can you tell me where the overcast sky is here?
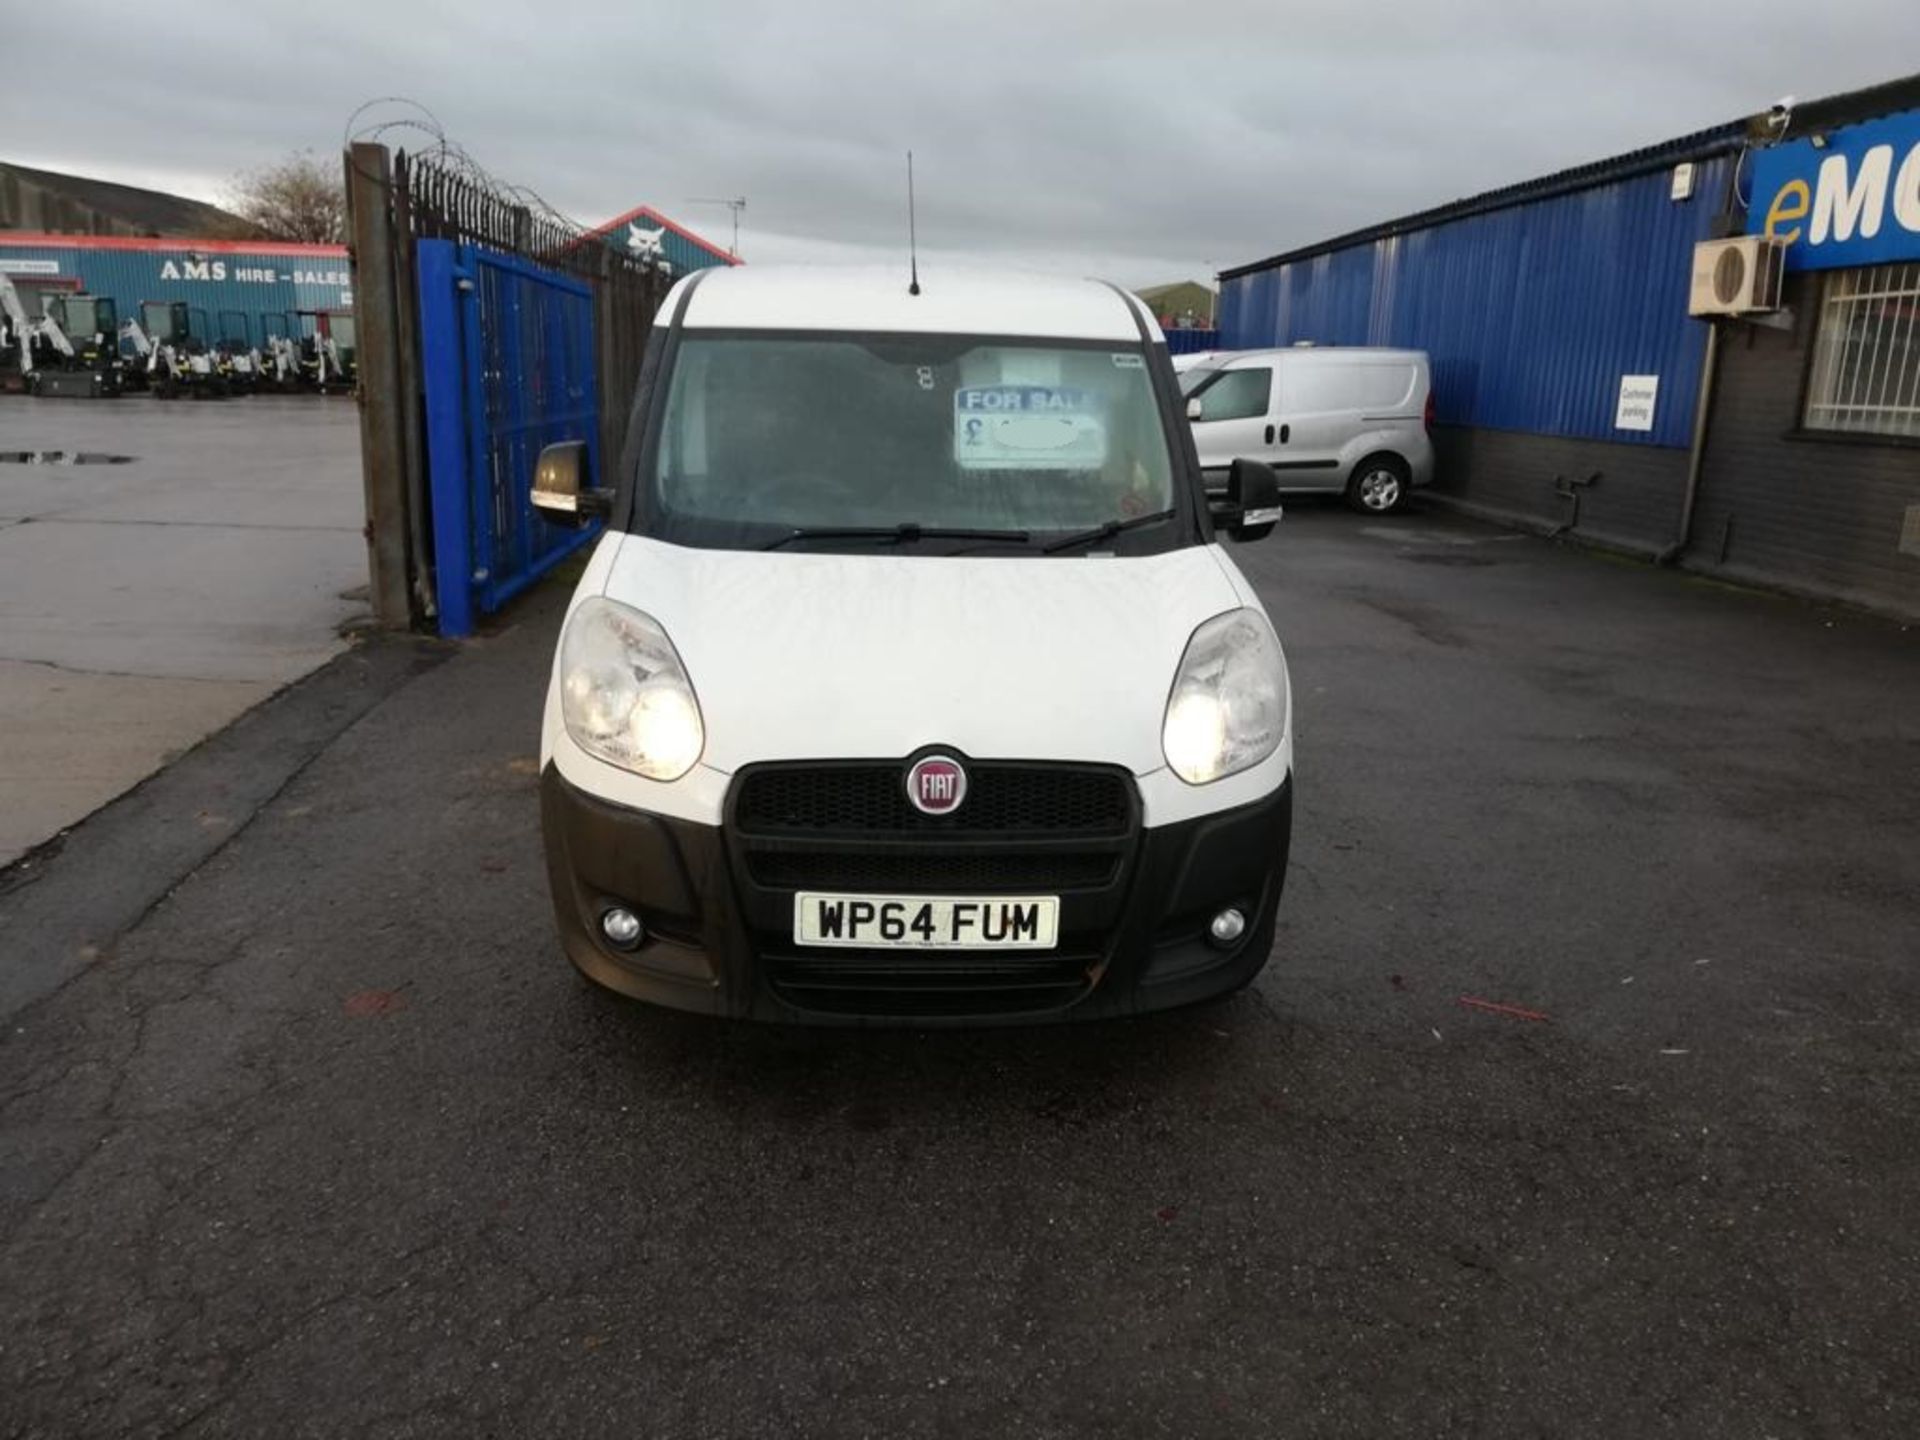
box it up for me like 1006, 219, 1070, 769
3, 2, 1913, 286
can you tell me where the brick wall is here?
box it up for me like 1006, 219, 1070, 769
1420, 271, 1920, 622
1687, 273, 1920, 620
1430, 426, 1688, 556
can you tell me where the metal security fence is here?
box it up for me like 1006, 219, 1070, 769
344, 142, 665, 634
398, 152, 666, 481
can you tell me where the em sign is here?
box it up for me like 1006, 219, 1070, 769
1748, 108, 1920, 271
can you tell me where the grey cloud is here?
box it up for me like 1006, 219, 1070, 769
2, 0, 1913, 286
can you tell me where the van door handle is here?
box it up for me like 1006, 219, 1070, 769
1279, 424, 1290, 444
1264, 424, 1275, 445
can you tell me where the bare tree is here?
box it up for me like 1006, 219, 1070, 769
224, 150, 347, 244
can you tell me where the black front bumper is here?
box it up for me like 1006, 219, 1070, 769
540, 764, 1291, 1026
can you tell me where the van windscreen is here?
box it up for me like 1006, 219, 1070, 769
642, 334, 1182, 552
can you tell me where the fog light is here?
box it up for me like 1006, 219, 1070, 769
600, 907, 644, 948
1208, 907, 1247, 947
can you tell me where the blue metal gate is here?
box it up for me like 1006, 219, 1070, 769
417, 239, 602, 637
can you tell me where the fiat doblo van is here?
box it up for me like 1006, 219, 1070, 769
533, 267, 1293, 1024
1177, 346, 1434, 514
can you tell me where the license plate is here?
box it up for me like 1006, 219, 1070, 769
793, 892, 1059, 949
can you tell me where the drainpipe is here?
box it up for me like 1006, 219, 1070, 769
1659, 317, 1721, 565
1660, 133, 1751, 568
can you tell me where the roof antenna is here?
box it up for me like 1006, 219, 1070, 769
906, 150, 921, 296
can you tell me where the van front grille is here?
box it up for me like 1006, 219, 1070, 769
733, 763, 1132, 836
725, 759, 1141, 1018
745, 848, 1119, 893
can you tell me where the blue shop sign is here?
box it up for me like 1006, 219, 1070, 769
1749, 108, 1920, 271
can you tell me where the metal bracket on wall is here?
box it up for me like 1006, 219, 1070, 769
1549, 471, 1601, 538
1745, 307, 1795, 333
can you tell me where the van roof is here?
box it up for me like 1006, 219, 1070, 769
675, 265, 1156, 342
1214, 346, 1429, 366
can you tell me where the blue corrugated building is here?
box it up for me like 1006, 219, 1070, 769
0, 233, 351, 346
1220, 122, 1744, 543
2, 200, 732, 351
1226, 149, 1738, 448
1218, 72, 1920, 620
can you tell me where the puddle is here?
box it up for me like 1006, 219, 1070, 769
0, 451, 136, 466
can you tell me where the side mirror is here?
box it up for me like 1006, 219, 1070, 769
1212, 457, 1283, 542
1185, 396, 1203, 422
531, 441, 612, 524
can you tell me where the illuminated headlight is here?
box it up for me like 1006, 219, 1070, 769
559, 597, 704, 781
1162, 609, 1288, 784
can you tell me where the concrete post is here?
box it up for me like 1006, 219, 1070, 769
344, 142, 415, 629
594, 246, 619, 477
389, 153, 433, 623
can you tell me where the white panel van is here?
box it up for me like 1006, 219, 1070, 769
1176, 347, 1435, 514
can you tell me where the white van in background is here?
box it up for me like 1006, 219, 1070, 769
1177, 347, 1435, 514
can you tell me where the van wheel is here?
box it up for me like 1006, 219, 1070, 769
1347, 455, 1410, 514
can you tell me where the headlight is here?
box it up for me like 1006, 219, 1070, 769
559, 597, 705, 781
1162, 609, 1287, 784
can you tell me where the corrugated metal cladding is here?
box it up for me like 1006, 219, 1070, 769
1220, 157, 1733, 449
0, 238, 351, 343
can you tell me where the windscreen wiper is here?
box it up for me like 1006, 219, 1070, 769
761, 523, 1030, 552
1040, 508, 1179, 555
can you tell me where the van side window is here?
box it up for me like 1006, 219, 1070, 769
1289, 363, 1414, 413
1192, 367, 1271, 422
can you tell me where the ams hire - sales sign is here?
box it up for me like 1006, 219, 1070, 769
1749, 108, 1920, 270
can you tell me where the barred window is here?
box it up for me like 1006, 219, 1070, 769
1803, 262, 1920, 438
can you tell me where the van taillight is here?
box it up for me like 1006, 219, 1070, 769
1423, 391, 1436, 433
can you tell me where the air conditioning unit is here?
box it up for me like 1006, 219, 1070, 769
1689, 236, 1787, 317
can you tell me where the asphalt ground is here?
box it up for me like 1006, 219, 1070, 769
1, 505, 1916, 1437
0, 395, 364, 865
